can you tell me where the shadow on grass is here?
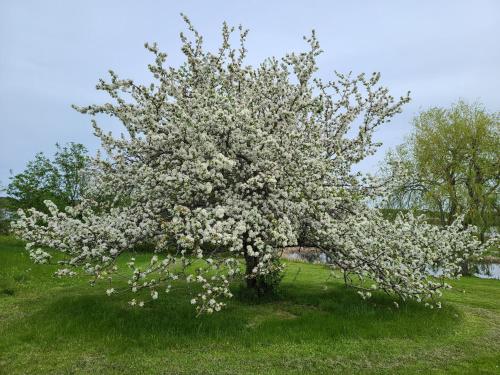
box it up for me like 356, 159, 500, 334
4, 280, 462, 353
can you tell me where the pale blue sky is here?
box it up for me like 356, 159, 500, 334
1, 0, 499, 187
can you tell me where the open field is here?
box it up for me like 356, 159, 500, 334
0, 235, 499, 374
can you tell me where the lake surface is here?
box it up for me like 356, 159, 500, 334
474, 262, 500, 280
283, 252, 500, 280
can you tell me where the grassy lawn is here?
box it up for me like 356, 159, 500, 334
0, 235, 499, 374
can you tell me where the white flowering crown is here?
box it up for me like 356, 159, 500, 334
12, 15, 493, 314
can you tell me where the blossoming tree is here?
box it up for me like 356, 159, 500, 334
12, 16, 491, 314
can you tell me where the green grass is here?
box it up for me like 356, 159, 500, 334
0, 235, 499, 374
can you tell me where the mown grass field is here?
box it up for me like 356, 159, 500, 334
0, 235, 499, 374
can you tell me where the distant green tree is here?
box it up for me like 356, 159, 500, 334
7, 143, 90, 213
53, 142, 89, 205
0, 180, 16, 233
383, 101, 499, 241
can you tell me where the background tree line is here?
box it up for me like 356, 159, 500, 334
0, 143, 90, 233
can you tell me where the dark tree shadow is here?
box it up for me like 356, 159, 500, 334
7, 281, 462, 352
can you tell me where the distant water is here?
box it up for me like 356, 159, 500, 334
283, 252, 500, 280
474, 263, 500, 280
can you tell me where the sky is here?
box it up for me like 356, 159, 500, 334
1, 0, 499, 188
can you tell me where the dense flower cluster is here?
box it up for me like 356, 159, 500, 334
12, 16, 493, 313
311, 208, 487, 303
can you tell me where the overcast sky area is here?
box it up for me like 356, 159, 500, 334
1, 0, 499, 189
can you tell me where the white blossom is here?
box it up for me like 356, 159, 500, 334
10, 16, 495, 315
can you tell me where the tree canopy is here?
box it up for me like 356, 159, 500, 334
12, 17, 492, 314
7, 143, 89, 212
383, 101, 499, 239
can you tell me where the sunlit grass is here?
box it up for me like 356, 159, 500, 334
1, 235, 499, 374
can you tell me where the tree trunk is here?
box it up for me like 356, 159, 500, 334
244, 253, 258, 289
243, 237, 271, 296
460, 260, 471, 276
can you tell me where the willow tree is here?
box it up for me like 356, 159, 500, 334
384, 101, 499, 240
12, 17, 490, 314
